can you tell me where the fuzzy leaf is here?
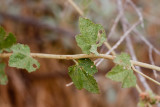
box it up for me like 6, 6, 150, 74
68, 65, 99, 93
0, 27, 16, 50
122, 71, 136, 88
106, 65, 136, 88
106, 65, 129, 82
0, 63, 8, 85
9, 44, 40, 72
77, 58, 97, 75
114, 53, 131, 68
68, 58, 99, 93
76, 17, 106, 55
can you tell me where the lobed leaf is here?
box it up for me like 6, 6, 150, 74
0, 63, 8, 85
106, 53, 136, 88
76, 17, 106, 55
9, 44, 40, 72
106, 65, 136, 88
68, 58, 99, 93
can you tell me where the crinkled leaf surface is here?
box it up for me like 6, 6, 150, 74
0, 27, 16, 50
114, 53, 131, 68
106, 53, 136, 88
68, 58, 99, 93
106, 65, 129, 82
76, 17, 106, 55
77, 58, 97, 75
122, 71, 136, 88
0, 63, 8, 85
9, 44, 40, 72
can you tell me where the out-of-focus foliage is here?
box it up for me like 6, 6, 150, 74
0, 63, 7, 85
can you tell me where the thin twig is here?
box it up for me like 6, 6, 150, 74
73, 59, 78, 65
126, 0, 144, 28
96, 20, 140, 66
106, 20, 140, 55
68, 0, 84, 16
107, 12, 122, 40
134, 29, 160, 56
0, 53, 114, 60
66, 82, 73, 87
103, 42, 116, 56
1, 53, 160, 72
136, 84, 142, 93
149, 48, 158, 78
118, 0, 151, 91
132, 64, 160, 86
131, 60, 160, 72
123, 18, 160, 56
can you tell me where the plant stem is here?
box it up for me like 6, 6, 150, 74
104, 42, 116, 56
68, 0, 84, 16
73, 59, 78, 65
136, 84, 142, 93
1, 53, 160, 72
131, 60, 160, 72
132, 64, 160, 86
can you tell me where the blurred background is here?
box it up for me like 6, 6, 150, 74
0, 0, 160, 107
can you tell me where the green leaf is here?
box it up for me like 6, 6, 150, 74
0, 27, 16, 50
106, 65, 129, 82
106, 65, 136, 88
122, 71, 136, 88
68, 58, 99, 93
68, 65, 99, 93
77, 58, 97, 75
76, 17, 106, 55
114, 53, 131, 68
0, 63, 8, 85
9, 44, 40, 72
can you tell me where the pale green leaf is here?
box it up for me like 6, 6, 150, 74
68, 65, 99, 93
114, 53, 131, 68
122, 71, 136, 88
106, 65, 136, 88
0, 63, 8, 85
9, 44, 40, 72
76, 17, 106, 55
106, 65, 129, 82
90, 45, 99, 55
